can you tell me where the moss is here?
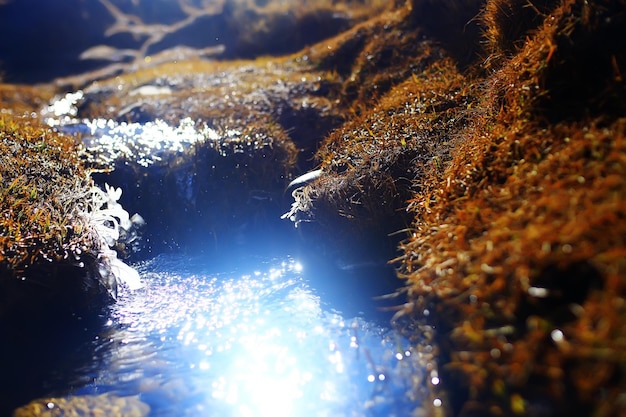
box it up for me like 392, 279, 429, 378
224, 0, 392, 59
307, 4, 440, 105
73, 56, 341, 166
13, 393, 149, 417
67, 55, 337, 167
394, 0, 626, 415
402, 120, 626, 415
0, 83, 55, 116
291, 57, 473, 261
60, 54, 350, 253
0, 114, 110, 318
480, 0, 562, 68
280, 1, 486, 264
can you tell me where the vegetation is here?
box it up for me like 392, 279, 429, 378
285, 0, 626, 414
393, 0, 626, 415
1, 0, 624, 415
0, 111, 116, 318
12, 393, 149, 417
0, 84, 55, 116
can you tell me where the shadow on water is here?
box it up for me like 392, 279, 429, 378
297, 253, 406, 325
0, 311, 109, 417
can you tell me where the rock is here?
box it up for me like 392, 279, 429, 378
12, 393, 150, 417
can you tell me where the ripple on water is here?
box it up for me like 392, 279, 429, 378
32, 254, 426, 417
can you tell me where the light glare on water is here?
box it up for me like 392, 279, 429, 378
70, 254, 425, 416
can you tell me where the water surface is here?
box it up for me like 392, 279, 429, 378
4, 253, 426, 417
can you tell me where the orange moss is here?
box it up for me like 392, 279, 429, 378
397, 0, 626, 415
76, 57, 337, 130
480, 0, 561, 68
0, 114, 107, 318
299, 57, 472, 260
307, 4, 440, 105
226, 0, 392, 59
0, 83, 55, 115
286, 3, 481, 261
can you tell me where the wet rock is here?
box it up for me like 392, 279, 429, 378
12, 393, 150, 417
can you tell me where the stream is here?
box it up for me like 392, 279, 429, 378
0, 72, 436, 416
2, 252, 430, 416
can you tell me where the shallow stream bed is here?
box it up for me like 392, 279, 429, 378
3, 252, 432, 417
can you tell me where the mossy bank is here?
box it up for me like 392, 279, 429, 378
0, 0, 625, 416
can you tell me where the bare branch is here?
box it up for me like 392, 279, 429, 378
99, 0, 145, 37
97, 0, 225, 64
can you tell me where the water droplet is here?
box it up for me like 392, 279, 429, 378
551, 329, 564, 343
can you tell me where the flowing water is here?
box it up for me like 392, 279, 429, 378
3, 253, 429, 417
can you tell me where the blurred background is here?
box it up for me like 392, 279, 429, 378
0, 0, 387, 83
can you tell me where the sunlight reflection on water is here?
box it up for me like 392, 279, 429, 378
79, 254, 423, 417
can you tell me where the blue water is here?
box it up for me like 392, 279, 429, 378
10, 253, 425, 417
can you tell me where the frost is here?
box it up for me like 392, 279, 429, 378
281, 170, 322, 227
281, 186, 314, 228
89, 183, 144, 292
